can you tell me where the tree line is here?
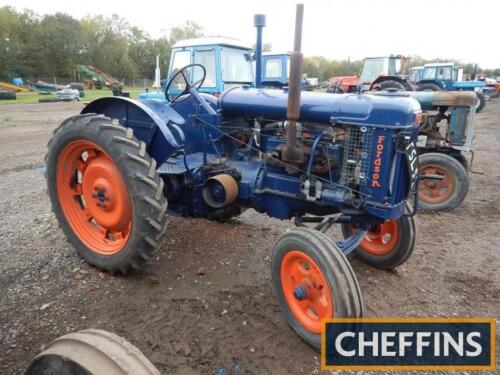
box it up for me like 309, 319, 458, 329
1, 6, 499, 83
0, 6, 202, 81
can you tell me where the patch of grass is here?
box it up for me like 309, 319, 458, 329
0, 87, 147, 105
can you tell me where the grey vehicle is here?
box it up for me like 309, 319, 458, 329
56, 87, 80, 101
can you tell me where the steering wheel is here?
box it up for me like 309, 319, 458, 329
165, 64, 206, 103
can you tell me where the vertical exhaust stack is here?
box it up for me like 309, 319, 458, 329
254, 14, 266, 89
283, 4, 305, 164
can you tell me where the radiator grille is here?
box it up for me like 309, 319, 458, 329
341, 126, 373, 187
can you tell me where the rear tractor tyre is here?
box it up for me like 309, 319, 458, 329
46, 114, 168, 274
341, 215, 418, 270
377, 80, 406, 91
475, 93, 486, 113
272, 227, 363, 349
418, 152, 469, 212
418, 83, 441, 92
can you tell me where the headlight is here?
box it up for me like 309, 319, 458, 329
474, 87, 483, 93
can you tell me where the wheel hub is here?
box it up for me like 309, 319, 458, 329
56, 140, 132, 255
293, 285, 308, 301
419, 164, 455, 204
359, 220, 399, 255
280, 251, 333, 333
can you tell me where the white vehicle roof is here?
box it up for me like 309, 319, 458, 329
263, 52, 290, 56
424, 62, 455, 67
410, 66, 424, 70
173, 37, 252, 50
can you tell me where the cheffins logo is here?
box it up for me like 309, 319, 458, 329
321, 318, 495, 370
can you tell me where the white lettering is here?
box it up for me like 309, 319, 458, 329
359, 332, 379, 356
335, 332, 356, 357
399, 332, 414, 356
466, 332, 482, 357
443, 332, 463, 356
381, 332, 397, 356
416, 332, 432, 356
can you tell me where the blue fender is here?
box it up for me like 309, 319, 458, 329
81, 96, 184, 165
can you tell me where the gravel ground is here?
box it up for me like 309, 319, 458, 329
0, 100, 499, 374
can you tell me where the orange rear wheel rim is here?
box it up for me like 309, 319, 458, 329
358, 220, 399, 256
280, 251, 333, 333
419, 164, 455, 204
56, 140, 132, 255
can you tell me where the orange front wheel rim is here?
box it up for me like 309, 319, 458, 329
359, 220, 399, 256
280, 251, 333, 333
56, 140, 132, 255
419, 164, 455, 204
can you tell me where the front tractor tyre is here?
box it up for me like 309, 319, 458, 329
341, 215, 418, 270
475, 93, 486, 113
418, 83, 442, 92
272, 227, 363, 349
418, 152, 469, 212
46, 114, 168, 274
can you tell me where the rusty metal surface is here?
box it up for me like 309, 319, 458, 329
432, 91, 478, 107
203, 174, 239, 208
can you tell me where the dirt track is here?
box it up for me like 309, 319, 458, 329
0, 101, 499, 374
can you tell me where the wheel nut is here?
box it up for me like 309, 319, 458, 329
293, 285, 308, 301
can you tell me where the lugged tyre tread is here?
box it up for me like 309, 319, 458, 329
45, 113, 168, 274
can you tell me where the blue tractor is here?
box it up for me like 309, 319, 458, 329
45, 5, 420, 348
413, 63, 486, 112
261, 52, 290, 88
139, 36, 255, 101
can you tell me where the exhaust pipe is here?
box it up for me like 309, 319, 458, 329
254, 14, 266, 89
283, 4, 304, 164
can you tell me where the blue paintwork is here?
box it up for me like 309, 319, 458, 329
261, 54, 290, 88
81, 87, 420, 230
416, 64, 484, 92
220, 88, 420, 128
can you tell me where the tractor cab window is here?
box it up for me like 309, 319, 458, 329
360, 58, 386, 83
171, 50, 191, 75
436, 67, 452, 80
454, 67, 464, 82
265, 58, 283, 78
423, 67, 437, 80
170, 50, 191, 89
194, 49, 216, 87
410, 69, 421, 82
221, 49, 254, 83
388, 58, 401, 76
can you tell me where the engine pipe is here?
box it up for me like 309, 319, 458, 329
254, 14, 266, 89
283, 4, 305, 163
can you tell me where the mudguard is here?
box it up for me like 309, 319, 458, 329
81, 96, 184, 165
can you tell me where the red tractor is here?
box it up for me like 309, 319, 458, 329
329, 55, 414, 93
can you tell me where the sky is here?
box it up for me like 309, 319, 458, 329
2, 0, 500, 69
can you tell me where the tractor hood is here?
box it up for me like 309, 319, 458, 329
407, 91, 477, 110
219, 88, 421, 128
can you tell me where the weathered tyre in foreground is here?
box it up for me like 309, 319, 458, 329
26, 329, 160, 375
45, 114, 168, 274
